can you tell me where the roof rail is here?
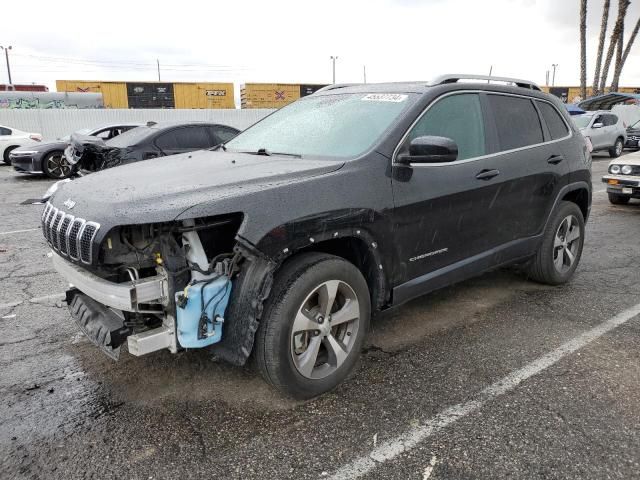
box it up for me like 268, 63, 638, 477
313, 83, 360, 94
429, 74, 541, 91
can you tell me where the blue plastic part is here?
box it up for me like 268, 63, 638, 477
175, 277, 231, 348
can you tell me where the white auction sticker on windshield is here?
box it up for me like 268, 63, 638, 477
361, 94, 408, 102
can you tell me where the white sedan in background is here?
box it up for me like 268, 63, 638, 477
1, 125, 42, 164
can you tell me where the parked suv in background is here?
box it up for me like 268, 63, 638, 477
66, 121, 240, 172
573, 111, 626, 157
44, 74, 591, 399
624, 118, 640, 150
11, 123, 141, 179
0, 125, 42, 164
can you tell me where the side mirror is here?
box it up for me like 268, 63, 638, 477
592, 122, 604, 129
397, 136, 458, 164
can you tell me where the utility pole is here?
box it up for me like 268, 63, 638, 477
0, 46, 12, 85
488, 65, 493, 83
363, 65, 367, 84
156, 59, 161, 82
546, 70, 550, 86
330, 56, 338, 84
551, 64, 558, 87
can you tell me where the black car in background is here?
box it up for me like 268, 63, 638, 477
625, 118, 640, 150
11, 124, 141, 179
66, 121, 240, 172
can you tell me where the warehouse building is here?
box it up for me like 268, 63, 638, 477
56, 80, 235, 109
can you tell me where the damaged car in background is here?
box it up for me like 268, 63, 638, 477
44, 74, 591, 399
65, 120, 240, 172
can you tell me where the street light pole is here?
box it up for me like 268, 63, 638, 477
0, 46, 12, 85
330, 56, 338, 84
156, 59, 161, 82
551, 64, 558, 87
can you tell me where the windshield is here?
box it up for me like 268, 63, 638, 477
630, 119, 640, 129
573, 115, 593, 129
225, 93, 415, 158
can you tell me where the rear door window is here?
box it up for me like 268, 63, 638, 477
603, 115, 618, 127
0, 127, 12, 135
211, 126, 239, 144
487, 94, 544, 151
156, 127, 211, 151
404, 93, 485, 160
536, 101, 569, 140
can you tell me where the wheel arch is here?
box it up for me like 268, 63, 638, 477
560, 185, 590, 222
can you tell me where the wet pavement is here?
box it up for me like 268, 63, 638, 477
1, 152, 639, 480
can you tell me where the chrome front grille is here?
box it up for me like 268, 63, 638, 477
41, 203, 100, 264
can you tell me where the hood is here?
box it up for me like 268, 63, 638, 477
610, 155, 640, 167
13, 140, 67, 153
50, 149, 344, 228
626, 127, 640, 135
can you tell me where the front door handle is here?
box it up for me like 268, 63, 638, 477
475, 169, 500, 181
547, 154, 564, 165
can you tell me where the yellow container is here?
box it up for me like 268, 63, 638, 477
56, 80, 128, 108
241, 83, 301, 109
174, 83, 234, 109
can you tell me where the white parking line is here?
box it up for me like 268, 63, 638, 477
329, 302, 640, 480
0, 227, 40, 236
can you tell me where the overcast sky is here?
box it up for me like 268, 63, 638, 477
3, 0, 640, 92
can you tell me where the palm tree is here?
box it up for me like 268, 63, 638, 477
611, 16, 640, 91
580, 0, 588, 99
592, 0, 611, 96
600, 0, 630, 93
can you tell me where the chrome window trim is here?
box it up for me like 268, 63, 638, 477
392, 89, 574, 168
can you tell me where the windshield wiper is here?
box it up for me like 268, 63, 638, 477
210, 143, 226, 151
256, 148, 271, 156
236, 148, 302, 158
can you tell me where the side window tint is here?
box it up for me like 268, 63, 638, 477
405, 93, 485, 160
536, 101, 569, 140
604, 115, 617, 126
175, 127, 211, 149
0, 127, 13, 135
214, 127, 239, 144
95, 129, 111, 140
155, 130, 179, 151
488, 95, 543, 150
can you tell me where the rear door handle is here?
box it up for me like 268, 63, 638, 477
475, 169, 500, 181
547, 154, 564, 165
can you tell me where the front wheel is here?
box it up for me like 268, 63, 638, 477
527, 201, 585, 285
608, 193, 630, 205
254, 253, 371, 399
609, 138, 624, 158
3, 146, 17, 165
43, 151, 73, 179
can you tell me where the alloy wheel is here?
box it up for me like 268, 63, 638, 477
46, 153, 72, 178
553, 215, 581, 273
290, 280, 360, 380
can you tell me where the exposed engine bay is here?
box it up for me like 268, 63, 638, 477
62, 214, 258, 361
66, 133, 128, 172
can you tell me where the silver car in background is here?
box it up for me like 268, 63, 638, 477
573, 111, 626, 158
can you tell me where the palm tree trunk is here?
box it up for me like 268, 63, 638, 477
610, 22, 625, 91
611, 16, 640, 91
600, 0, 630, 93
580, 0, 588, 99
593, 0, 611, 96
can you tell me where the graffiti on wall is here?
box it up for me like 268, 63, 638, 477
0, 98, 88, 109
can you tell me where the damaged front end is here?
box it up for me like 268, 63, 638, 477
52, 212, 273, 363
66, 133, 128, 172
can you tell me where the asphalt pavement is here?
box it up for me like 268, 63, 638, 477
1, 152, 639, 480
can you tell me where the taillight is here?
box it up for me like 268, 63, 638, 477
29, 134, 42, 142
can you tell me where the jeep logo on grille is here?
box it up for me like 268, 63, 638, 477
63, 198, 76, 209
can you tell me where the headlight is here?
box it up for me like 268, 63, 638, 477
611, 164, 621, 174
621, 165, 633, 175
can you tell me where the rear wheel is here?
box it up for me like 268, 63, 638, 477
254, 253, 370, 399
609, 138, 624, 158
527, 201, 585, 285
3, 146, 18, 165
43, 151, 73, 179
608, 193, 630, 205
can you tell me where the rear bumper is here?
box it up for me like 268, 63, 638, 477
52, 252, 168, 312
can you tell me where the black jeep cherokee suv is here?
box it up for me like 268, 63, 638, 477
44, 74, 591, 399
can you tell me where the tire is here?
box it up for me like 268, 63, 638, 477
609, 138, 624, 158
43, 151, 73, 179
2, 146, 18, 165
527, 201, 585, 285
254, 252, 371, 399
608, 193, 630, 205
